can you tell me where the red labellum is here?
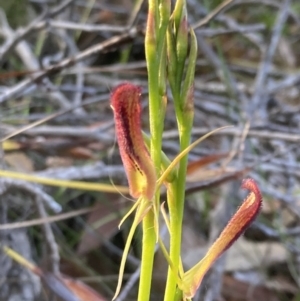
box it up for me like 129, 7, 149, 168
110, 83, 156, 200
183, 178, 262, 298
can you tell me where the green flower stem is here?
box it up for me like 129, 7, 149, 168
164, 25, 196, 301
137, 208, 157, 301
163, 182, 179, 301
164, 118, 193, 301
138, 1, 170, 301
145, 9, 162, 169
141, 1, 195, 300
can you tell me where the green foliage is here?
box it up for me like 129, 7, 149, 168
0, 0, 29, 28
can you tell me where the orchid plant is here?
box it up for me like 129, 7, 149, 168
110, 1, 262, 301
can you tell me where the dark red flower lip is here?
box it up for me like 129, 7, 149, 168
182, 178, 262, 298
111, 83, 156, 200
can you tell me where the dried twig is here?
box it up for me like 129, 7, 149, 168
0, 0, 75, 63
250, 0, 292, 120
35, 196, 60, 275
192, 0, 235, 30
163, 127, 300, 143
0, 178, 61, 213
0, 28, 140, 103
0, 207, 93, 230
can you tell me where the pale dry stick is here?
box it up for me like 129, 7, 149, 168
217, 13, 265, 52
221, 121, 250, 169
39, 20, 127, 33
1, 111, 98, 123
0, 207, 93, 230
194, 94, 240, 123
36, 162, 125, 181
192, 0, 235, 30
0, 0, 75, 62
257, 155, 300, 171
270, 140, 297, 197
49, 20, 265, 37
46, 0, 76, 16
286, 151, 297, 196
0, 10, 73, 110
7, 124, 114, 141
0, 112, 80, 142
0, 27, 140, 104
62, 32, 86, 115
257, 163, 300, 178
250, 0, 292, 120
195, 0, 267, 53
254, 222, 300, 239
196, 33, 249, 109
0, 11, 45, 63
197, 23, 265, 37
0, 93, 110, 142
67, 53, 270, 78
63, 0, 144, 34
192, 2, 265, 51
232, 0, 300, 25
42, 79, 74, 109
0, 0, 143, 102
76, 0, 128, 12
1, 123, 101, 136
65, 61, 147, 75
267, 73, 300, 94
267, 123, 300, 136
236, 121, 251, 165
0, 133, 8, 250
187, 139, 300, 175
163, 127, 300, 143
35, 196, 60, 276
91, 72, 247, 94
0, 0, 143, 40
85, 73, 148, 93
40, 25, 86, 112
73, 63, 85, 114
250, 172, 300, 218
0, 178, 61, 212
0, 9, 39, 70
259, 147, 297, 176
184, 169, 250, 197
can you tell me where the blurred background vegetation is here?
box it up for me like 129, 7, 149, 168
0, 0, 300, 300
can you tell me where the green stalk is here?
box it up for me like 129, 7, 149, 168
138, 1, 170, 300
163, 182, 179, 301
145, 2, 162, 168
164, 118, 193, 301
164, 24, 197, 301
137, 209, 157, 301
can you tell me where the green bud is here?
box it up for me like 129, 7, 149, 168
176, 15, 188, 90
166, 23, 178, 95
181, 28, 197, 115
